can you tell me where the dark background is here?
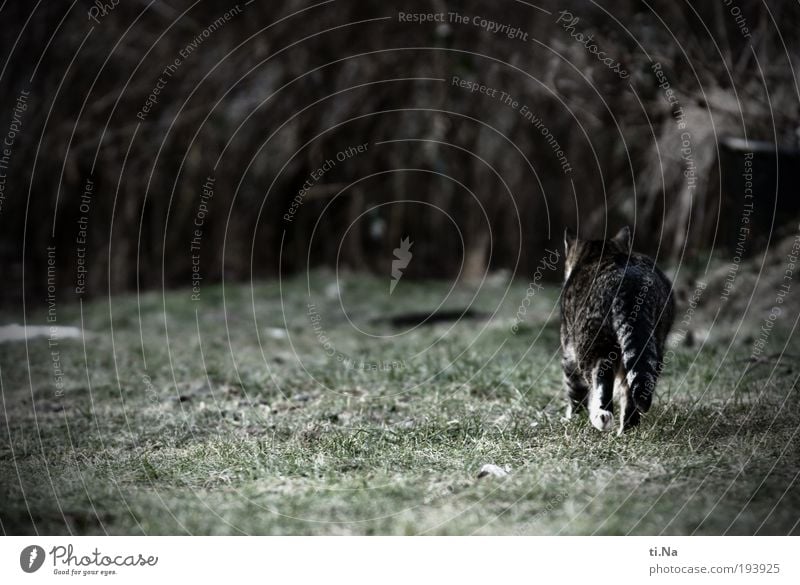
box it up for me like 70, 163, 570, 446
1, 0, 799, 304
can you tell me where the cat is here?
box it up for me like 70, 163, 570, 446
560, 226, 675, 434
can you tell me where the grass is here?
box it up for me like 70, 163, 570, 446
1, 271, 799, 535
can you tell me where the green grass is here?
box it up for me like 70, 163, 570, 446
1, 272, 799, 535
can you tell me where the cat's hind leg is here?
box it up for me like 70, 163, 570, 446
589, 357, 615, 432
616, 371, 640, 434
562, 356, 588, 419
624, 336, 660, 414
613, 297, 664, 416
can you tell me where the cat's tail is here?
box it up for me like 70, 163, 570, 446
613, 301, 661, 414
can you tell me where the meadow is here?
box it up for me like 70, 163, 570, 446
1, 272, 798, 535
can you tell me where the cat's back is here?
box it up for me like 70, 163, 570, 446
561, 250, 672, 343
564, 252, 666, 305
562, 252, 623, 318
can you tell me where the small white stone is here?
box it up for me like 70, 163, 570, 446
477, 464, 509, 478
265, 327, 288, 339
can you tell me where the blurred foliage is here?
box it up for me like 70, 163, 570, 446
1, 0, 798, 301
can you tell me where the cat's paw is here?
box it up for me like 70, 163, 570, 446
590, 409, 614, 432
633, 389, 653, 413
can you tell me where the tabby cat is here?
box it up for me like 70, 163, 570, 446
560, 226, 674, 434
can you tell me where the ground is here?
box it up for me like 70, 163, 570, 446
1, 269, 799, 535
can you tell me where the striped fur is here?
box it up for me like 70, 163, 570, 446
560, 226, 674, 433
